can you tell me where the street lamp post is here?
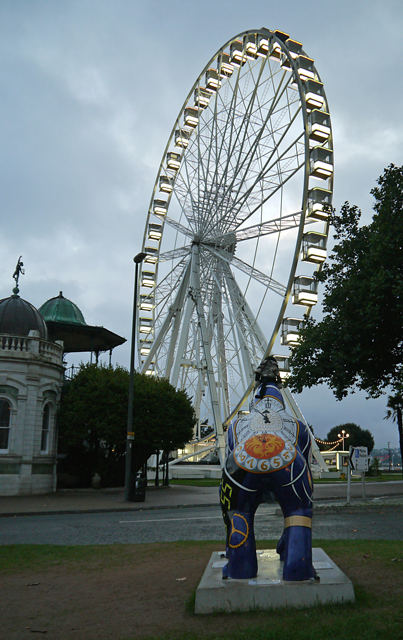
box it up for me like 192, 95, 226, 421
125, 251, 147, 502
338, 429, 349, 451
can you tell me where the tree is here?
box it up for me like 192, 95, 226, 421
58, 363, 130, 487
132, 373, 196, 485
57, 364, 196, 487
287, 165, 403, 473
385, 389, 403, 471
324, 423, 374, 454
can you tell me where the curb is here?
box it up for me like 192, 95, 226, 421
0, 501, 219, 519
2, 496, 403, 519
275, 500, 403, 516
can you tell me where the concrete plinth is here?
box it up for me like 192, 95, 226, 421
195, 548, 355, 614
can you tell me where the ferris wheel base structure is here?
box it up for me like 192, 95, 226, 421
139, 28, 333, 466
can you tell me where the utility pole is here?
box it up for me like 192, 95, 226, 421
124, 252, 147, 501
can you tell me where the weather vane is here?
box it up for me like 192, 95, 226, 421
12, 256, 25, 294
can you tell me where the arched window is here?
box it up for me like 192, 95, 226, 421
41, 404, 51, 453
0, 399, 11, 451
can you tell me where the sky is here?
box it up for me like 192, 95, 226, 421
0, 0, 402, 450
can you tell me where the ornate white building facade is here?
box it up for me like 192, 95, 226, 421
0, 293, 64, 496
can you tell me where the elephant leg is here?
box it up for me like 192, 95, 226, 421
219, 474, 233, 559
276, 530, 286, 561
220, 458, 261, 579
282, 514, 317, 581
271, 450, 316, 581
222, 510, 258, 579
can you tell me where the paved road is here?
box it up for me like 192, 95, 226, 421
1, 503, 402, 546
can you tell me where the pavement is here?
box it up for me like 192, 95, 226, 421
0, 484, 219, 517
1, 481, 403, 517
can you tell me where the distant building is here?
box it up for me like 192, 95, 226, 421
0, 267, 125, 496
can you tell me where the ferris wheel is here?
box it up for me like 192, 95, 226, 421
138, 28, 333, 464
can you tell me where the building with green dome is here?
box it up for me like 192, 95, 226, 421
0, 288, 64, 495
0, 261, 126, 495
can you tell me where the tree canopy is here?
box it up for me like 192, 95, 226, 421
132, 372, 196, 453
288, 164, 403, 400
322, 423, 375, 454
57, 364, 196, 487
287, 165, 403, 469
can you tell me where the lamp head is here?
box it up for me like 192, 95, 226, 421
134, 252, 147, 264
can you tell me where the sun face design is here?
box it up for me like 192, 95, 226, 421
244, 434, 285, 459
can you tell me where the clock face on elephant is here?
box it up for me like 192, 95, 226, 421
248, 409, 283, 432
234, 401, 299, 444
233, 434, 297, 474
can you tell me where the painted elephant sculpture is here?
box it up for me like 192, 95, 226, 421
220, 380, 317, 582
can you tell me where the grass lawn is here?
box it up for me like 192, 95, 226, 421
169, 478, 221, 487
1, 540, 403, 640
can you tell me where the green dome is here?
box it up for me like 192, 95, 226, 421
39, 292, 86, 325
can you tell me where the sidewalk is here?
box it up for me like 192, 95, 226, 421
0, 484, 220, 517
1, 483, 403, 518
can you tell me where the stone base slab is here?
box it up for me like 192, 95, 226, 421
195, 548, 355, 614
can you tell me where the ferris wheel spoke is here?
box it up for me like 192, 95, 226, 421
195, 115, 208, 233
198, 64, 247, 225
200, 60, 267, 226
140, 262, 191, 373
211, 209, 304, 244
190, 244, 225, 453
188, 77, 259, 238
222, 263, 268, 355
225, 295, 255, 391
169, 180, 195, 233
211, 285, 231, 416
205, 245, 286, 297
152, 259, 188, 314
202, 70, 295, 236
176, 70, 296, 240
221, 98, 303, 229
206, 257, 262, 363
158, 245, 191, 262
230, 143, 305, 234
206, 274, 248, 405
215, 63, 282, 184
201, 131, 303, 240
210, 124, 305, 236
178, 138, 201, 231
168, 293, 195, 385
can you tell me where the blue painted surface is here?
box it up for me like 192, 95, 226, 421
220, 382, 317, 581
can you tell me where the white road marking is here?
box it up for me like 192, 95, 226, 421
119, 513, 271, 524
120, 515, 223, 524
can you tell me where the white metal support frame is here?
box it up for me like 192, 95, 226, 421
190, 243, 226, 464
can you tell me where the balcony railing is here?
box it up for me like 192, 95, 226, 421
0, 333, 63, 365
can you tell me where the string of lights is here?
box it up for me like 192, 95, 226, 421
325, 443, 342, 451
314, 437, 343, 446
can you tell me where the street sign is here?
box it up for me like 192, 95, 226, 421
349, 446, 369, 472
